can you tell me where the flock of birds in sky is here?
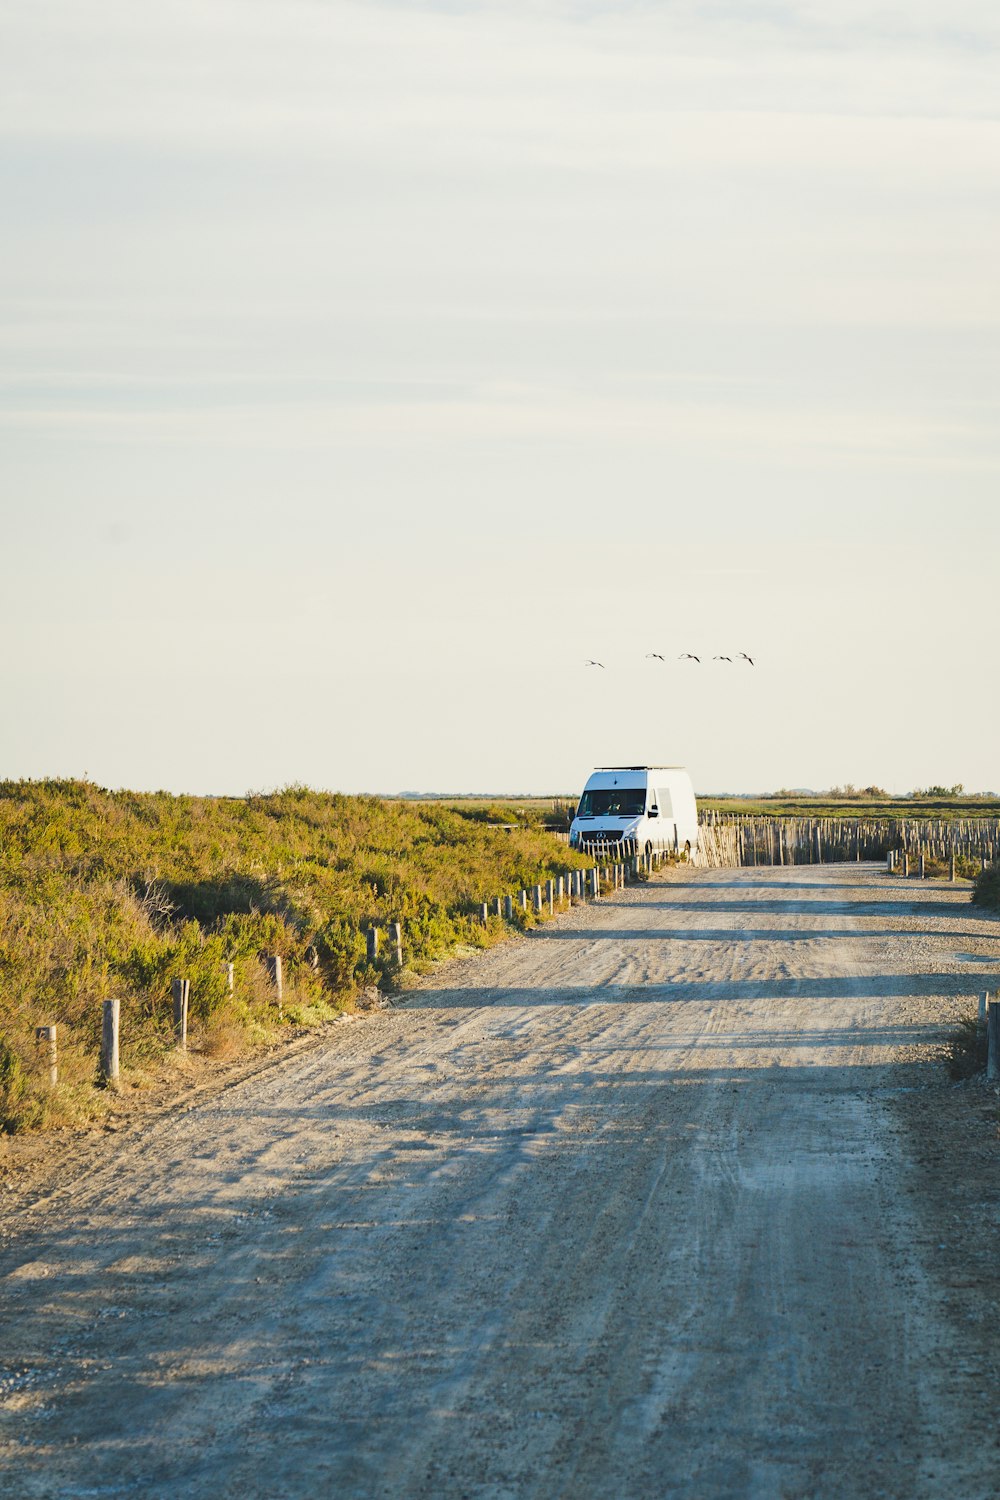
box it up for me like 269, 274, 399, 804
584, 652, 756, 668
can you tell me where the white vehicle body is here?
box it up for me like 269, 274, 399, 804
569, 766, 699, 854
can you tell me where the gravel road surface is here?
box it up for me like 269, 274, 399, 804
2, 864, 999, 1499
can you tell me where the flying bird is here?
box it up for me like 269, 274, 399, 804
738, 652, 755, 665
645, 653, 666, 662
713, 655, 733, 662
585, 659, 606, 668
679, 653, 700, 662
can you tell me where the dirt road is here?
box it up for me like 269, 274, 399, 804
3, 865, 1000, 1499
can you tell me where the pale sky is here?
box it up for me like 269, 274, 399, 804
2, 1, 998, 796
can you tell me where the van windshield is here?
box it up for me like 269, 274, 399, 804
577, 788, 646, 818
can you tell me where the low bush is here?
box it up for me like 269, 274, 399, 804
947, 1014, 988, 1080
972, 865, 1000, 911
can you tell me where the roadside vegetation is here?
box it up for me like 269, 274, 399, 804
0, 781, 591, 1133
972, 865, 1000, 912
946, 1010, 989, 1081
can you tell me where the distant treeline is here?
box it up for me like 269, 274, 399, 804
697, 795, 1000, 820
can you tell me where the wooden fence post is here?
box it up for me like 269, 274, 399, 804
919, 852, 926, 880
480, 902, 489, 925
100, 998, 120, 1087
504, 894, 514, 921
979, 990, 988, 1026
35, 1025, 57, 1087
265, 954, 284, 1016
366, 929, 379, 964
949, 849, 956, 882
520, 890, 528, 911
988, 999, 1000, 1082
533, 885, 543, 914
546, 879, 554, 914
225, 962, 235, 994
171, 977, 190, 1050
390, 921, 403, 965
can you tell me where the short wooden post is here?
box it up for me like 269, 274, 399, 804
100, 998, 120, 1087
390, 921, 403, 965
480, 902, 489, 925
591, 868, 600, 898
546, 879, 554, 914
533, 884, 543, 914
903, 849, 910, 877
265, 954, 284, 1015
504, 894, 514, 921
493, 897, 502, 918
979, 990, 988, 1026
171, 977, 190, 1050
886, 851, 893, 874
919, 852, 926, 880
520, 889, 528, 911
366, 929, 379, 963
949, 849, 956, 882
557, 875, 565, 905
988, 1000, 1000, 1082
35, 1025, 57, 1087
225, 961, 235, 993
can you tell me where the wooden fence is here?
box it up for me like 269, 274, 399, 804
697, 812, 1000, 870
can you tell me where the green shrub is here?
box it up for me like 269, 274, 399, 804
972, 865, 1000, 911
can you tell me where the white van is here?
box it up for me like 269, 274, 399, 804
569, 766, 699, 855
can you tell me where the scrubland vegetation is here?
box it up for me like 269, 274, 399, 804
0, 781, 590, 1132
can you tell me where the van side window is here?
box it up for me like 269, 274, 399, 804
657, 789, 674, 818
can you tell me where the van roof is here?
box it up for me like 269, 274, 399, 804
596, 765, 685, 771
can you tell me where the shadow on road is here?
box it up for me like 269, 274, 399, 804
532, 926, 998, 944
409, 971, 993, 1007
